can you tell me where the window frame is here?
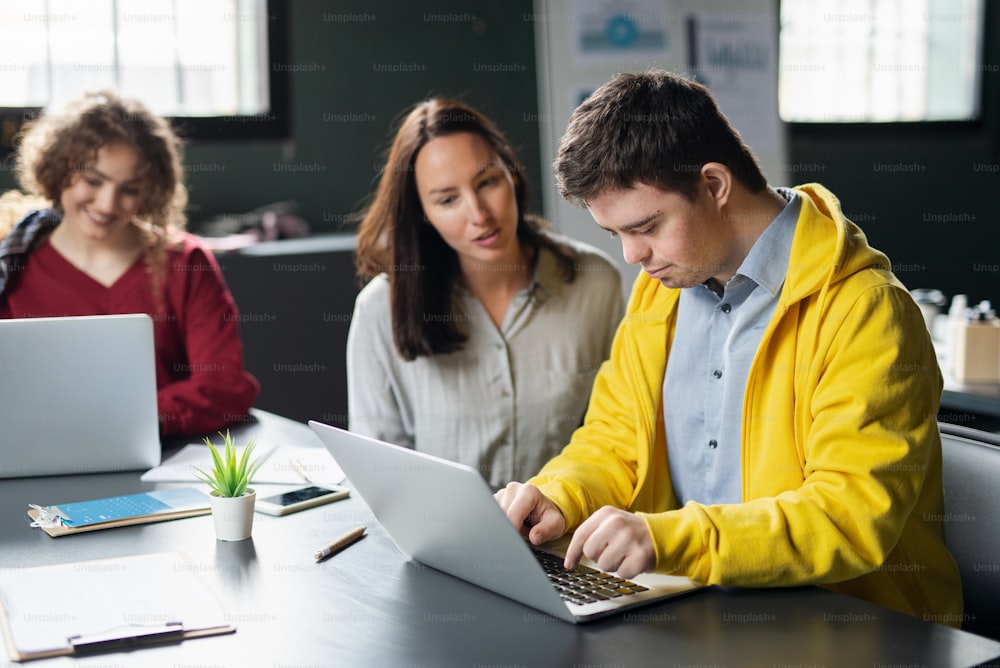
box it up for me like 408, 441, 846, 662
777, 0, 990, 131
0, 0, 290, 158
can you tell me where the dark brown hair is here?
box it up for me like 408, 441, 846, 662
355, 98, 576, 361
555, 70, 768, 204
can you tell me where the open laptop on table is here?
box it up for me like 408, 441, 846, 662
309, 420, 702, 623
0, 314, 161, 478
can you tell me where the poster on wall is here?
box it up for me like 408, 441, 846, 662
687, 12, 781, 155
571, 0, 671, 63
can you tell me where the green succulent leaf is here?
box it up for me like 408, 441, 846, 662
191, 430, 261, 497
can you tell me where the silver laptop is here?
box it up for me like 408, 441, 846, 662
0, 314, 161, 478
308, 421, 702, 623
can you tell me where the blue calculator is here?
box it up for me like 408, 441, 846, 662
52, 488, 210, 527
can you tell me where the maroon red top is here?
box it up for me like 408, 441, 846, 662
1, 232, 260, 436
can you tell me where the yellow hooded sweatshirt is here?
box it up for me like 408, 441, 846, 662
529, 184, 963, 625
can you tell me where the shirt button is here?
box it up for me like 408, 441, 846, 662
720, 303, 731, 313
709, 439, 718, 449
713, 369, 723, 379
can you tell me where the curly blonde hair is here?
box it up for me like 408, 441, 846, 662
4, 90, 187, 250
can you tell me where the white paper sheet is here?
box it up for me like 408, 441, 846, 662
0, 552, 231, 660
142, 443, 345, 485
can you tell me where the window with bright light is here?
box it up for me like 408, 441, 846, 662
0, 0, 288, 149
778, 0, 985, 123
0, 0, 269, 116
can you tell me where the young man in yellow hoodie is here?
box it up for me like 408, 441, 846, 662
496, 70, 962, 626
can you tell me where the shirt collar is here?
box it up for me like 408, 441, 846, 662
727, 188, 800, 298
528, 243, 560, 304
453, 240, 558, 304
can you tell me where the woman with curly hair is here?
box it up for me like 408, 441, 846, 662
347, 98, 624, 488
0, 91, 258, 437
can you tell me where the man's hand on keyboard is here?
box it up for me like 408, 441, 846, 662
494, 481, 566, 546
564, 506, 655, 580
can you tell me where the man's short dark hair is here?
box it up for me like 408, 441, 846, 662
555, 70, 768, 204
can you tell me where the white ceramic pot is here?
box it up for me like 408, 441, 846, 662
209, 488, 256, 541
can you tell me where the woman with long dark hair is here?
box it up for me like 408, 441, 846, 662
348, 98, 623, 487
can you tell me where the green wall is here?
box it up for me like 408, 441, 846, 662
182, 0, 543, 231
0, 0, 542, 232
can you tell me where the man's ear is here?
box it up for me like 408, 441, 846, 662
700, 162, 732, 207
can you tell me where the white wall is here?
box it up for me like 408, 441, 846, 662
532, 0, 787, 291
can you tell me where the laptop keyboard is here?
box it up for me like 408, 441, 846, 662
532, 549, 649, 606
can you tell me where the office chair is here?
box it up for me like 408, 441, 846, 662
938, 422, 1000, 640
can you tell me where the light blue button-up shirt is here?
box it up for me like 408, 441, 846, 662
662, 188, 801, 505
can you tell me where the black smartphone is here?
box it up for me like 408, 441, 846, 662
255, 485, 350, 516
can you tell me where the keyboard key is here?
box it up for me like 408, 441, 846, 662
532, 549, 647, 605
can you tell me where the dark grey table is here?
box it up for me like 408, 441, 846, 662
2, 410, 998, 667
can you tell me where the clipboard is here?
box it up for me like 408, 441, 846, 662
27, 487, 212, 538
0, 552, 235, 661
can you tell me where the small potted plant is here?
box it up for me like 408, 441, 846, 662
193, 430, 264, 541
